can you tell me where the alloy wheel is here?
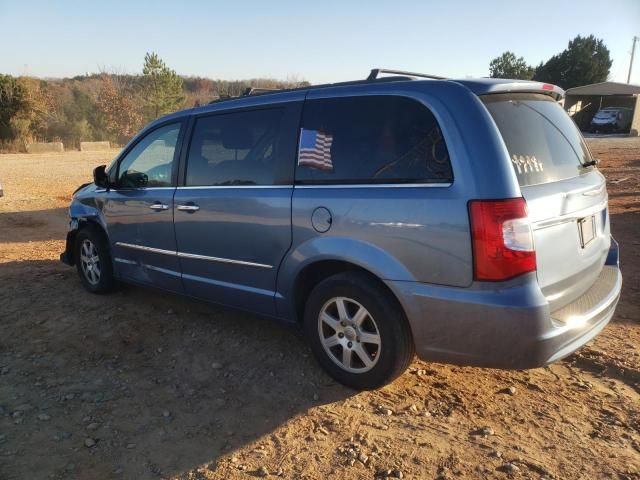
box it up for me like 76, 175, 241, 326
317, 296, 381, 373
80, 239, 101, 285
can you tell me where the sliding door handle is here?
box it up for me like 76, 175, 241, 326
177, 204, 200, 212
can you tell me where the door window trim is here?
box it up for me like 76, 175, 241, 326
112, 119, 186, 191
294, 182, 452, 189
177, 185, 292, 190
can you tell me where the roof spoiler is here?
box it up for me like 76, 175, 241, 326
471, 80, 565, 101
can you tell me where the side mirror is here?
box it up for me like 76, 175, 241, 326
93, 165, 109, 189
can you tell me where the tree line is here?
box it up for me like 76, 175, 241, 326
489, 34, 612, 88
0, 52, 308, 152
0, 37, 615, 152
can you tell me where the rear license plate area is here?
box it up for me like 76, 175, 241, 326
578, 215, 596, 248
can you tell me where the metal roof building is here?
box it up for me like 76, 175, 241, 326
564, 81, 640, 135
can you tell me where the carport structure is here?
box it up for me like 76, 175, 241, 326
564, 81, 640, 135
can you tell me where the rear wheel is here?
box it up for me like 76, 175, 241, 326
304, 272, 414, 390
74, 227, 114, 293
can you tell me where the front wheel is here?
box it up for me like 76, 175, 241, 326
74, 227, 115, 293
304, 272, 414, 390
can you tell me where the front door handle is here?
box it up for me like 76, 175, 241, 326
149, 202, 169, 211
177, 204, 200, 212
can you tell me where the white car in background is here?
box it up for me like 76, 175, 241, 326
590, 107, 633, 133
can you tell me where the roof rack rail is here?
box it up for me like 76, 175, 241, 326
367, 68, 446, 81
207, 87, 280, 104
208, 94, 233, 104
242, 87, 281, 96
201, 69, 442, 107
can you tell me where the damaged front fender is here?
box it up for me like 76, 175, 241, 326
60, 194, 108, 266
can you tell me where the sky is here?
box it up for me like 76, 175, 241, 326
1, 0, 639, 85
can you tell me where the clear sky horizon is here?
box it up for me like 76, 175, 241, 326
1, 0, 639, 85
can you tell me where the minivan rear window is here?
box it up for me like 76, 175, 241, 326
482, 93, 593, 186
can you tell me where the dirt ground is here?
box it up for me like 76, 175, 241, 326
0, 140, 638, 480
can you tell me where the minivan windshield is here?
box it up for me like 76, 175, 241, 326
482, 93, 593, 186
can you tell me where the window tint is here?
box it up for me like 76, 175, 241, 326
117, 123, 181, 188
186, 108, 284, 186
482, 93, 593, 187
295, 96, 452, 184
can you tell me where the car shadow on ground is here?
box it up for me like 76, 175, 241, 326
608, 209, 640, 330
0, 259, 354, 479
0, 208, 69, 243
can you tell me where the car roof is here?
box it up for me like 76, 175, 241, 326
147, 73, 565, 130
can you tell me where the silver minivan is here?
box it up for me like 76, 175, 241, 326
61, 70, 622, 389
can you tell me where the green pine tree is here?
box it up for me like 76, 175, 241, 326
533, 35, 612, 89
0, 74, 27, 139
142, 52, 185, 120
489, 51, 535, 80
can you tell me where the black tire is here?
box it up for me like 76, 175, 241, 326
304, 271, 414, 390
74, 226, 115, 294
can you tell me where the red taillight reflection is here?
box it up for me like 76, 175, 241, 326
468, 198, 536, 281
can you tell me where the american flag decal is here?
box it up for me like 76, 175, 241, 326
298, 129, 334, 171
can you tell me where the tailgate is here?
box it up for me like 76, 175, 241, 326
482, 92, 610, 311
522, 171, 610, 310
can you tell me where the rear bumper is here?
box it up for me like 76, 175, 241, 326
389, 240, 622, 369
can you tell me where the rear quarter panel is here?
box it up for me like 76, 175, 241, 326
286, 185, 470, 284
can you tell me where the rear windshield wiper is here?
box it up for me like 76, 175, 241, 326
581, 159, 599, 168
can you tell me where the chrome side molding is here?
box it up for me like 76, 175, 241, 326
176, 251, 271, 269
114, 242, 175, 256
114, 242, 272, 269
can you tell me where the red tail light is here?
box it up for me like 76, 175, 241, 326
468, 198, 536, 281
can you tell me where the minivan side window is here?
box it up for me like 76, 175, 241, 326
295, 96, 452, 184
186, 108, 284, 186
117, 123, 181, 188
